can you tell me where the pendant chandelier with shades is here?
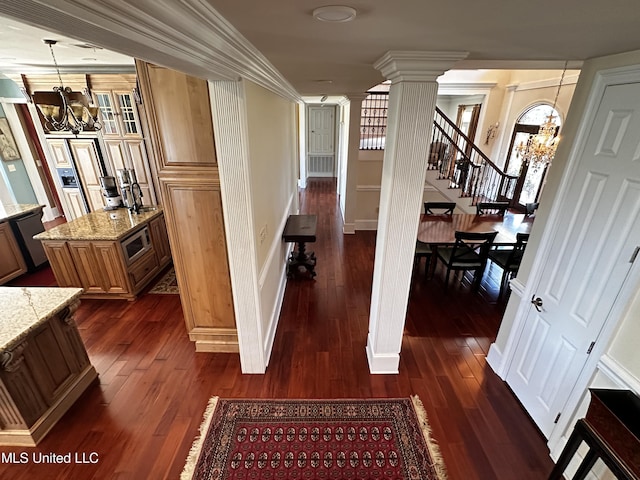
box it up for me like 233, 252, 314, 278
35, 39, 102, 135
516, 61, 568, 170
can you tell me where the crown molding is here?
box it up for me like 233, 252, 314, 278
0, 0, 302, 102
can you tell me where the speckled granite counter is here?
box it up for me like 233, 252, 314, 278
0, 286, 83, 351
0, 204, 43, 223
34, 207, 163, 241
0, 286, 97, 446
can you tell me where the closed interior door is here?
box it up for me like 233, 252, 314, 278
307, 106, 335, 177
506, 81, 640, 437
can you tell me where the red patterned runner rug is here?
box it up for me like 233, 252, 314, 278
181, 396, 447, 480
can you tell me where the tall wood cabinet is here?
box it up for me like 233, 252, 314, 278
136, 60, 237, 352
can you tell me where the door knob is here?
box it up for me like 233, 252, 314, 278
530, 295, 543, 312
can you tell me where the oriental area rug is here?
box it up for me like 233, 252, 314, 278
148, 266, 179, 294
181, 396, 447, 480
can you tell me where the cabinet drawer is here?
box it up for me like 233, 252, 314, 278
128, 249, 158, 290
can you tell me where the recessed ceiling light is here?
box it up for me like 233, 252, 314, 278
313, 5, 357, 23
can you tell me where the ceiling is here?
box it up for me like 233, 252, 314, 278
1, 1, 640, 95
0, 18, 133, 73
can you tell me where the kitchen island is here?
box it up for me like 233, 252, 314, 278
0, 287, 98, 446
35, 207, 171, 300
0, 204, 46, 285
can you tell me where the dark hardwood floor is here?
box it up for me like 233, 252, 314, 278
1, 178, 553, 479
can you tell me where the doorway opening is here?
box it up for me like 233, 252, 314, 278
505, 104, 561, 207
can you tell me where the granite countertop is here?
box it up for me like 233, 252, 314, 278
0, 204, 44, 223
35, 207, 163, 241
0, 287, 83, 351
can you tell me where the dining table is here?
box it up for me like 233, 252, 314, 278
417, 212, 533, 246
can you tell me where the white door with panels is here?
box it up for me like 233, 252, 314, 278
307, 106, 336, 177
506, 80, 640, 438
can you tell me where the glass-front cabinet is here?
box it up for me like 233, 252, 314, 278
93, 87, 156, 205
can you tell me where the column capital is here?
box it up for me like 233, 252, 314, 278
374, 51, 469, 83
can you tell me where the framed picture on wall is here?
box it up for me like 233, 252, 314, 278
0, 118, 20, 161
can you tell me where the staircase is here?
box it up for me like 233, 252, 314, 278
426, 107, 518, 213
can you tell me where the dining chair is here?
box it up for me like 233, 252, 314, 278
414, 240, 432, 279
433, 230, 498, 291
487, 233, 530, 299
525, 202, 539, 216
424, 201, 456, 215
476, 201, 510, 216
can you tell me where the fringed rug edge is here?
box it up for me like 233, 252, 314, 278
180, 396, 219, 480
411, 394, 448, 480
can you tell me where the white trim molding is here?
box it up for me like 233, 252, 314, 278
598, 355, 640, 395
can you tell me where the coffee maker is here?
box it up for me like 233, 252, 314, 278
116, 168, 143, 214
99, 176, 122, 210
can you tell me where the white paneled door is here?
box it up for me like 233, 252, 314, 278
307, 106, 335, 177
506, 80, 640, 438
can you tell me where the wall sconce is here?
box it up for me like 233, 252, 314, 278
484, 121, 499, 145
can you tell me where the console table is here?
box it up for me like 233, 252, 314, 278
283, 214, 317, 278
548, 389, 640, 480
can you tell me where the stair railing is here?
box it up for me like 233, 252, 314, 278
428, 107, 518, 205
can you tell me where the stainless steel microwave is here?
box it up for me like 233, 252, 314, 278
121, 227, 152, 265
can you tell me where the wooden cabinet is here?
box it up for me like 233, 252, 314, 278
67, 241, 129, 295
136, 60, 237, 352
0, 222, 27, 284
40, 213, 171, 300
149, 215, 171, 266
60, 188, 87, 220
68, 139, 105, 212
41, 241, 81, 287
47, 138, 73, 168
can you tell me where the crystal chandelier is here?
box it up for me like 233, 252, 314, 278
516, 62, 568, 170
35, 40, 101, 135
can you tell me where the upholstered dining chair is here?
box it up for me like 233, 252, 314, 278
424, 201, 456, 215
433, 230, 498, 291
414, 240, 432, 279
476, 201, 510, 216
488, 233, 529, 299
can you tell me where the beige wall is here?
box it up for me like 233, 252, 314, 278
243, 80, 299, 344
244, 81, 298, 268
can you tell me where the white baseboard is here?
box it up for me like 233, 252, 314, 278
486, 343, 505, 378
355, 219, 378, 230
366, 336, 400, 374
263, 265, 288, 367
343, 223, 355, 234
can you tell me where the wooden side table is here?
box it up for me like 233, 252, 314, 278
283, 214, 317, 279
548, 389, 640, 480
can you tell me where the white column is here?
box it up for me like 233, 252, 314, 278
342, 93, 367, 234
366, 51, 467, 373
208, 79, 266, 374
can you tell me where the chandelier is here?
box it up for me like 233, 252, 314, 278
516, 62, 568, 170
35, 40, 101, 135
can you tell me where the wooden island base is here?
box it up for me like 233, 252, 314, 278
0, 289, 98, 446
